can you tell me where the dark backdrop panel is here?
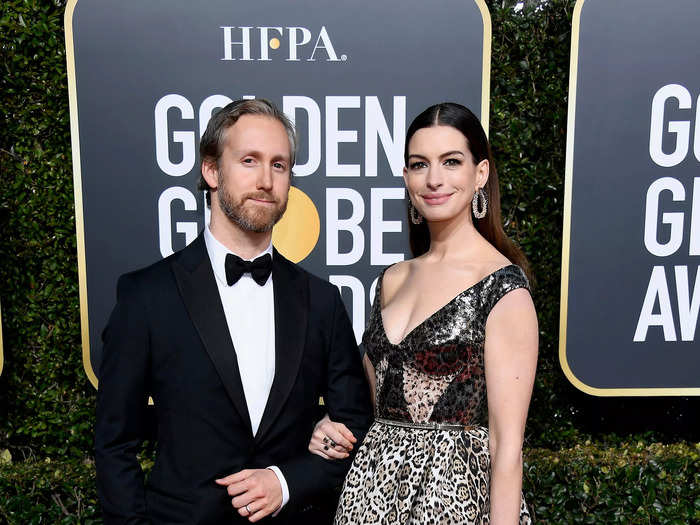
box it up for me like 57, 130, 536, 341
563, 0, 700, 394
66, 0, 490, 384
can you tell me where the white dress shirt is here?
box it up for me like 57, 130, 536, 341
204, 226, 290, 511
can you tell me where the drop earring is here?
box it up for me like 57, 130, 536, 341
472, 188, 487, 219
409, 201, 423, 224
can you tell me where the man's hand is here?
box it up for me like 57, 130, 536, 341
215, 469, 282, 522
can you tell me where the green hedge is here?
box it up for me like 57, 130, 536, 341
0, 457, 100, 525
523, 442, 700, 523
1, 0, 94, 460
2, 442, 698, 524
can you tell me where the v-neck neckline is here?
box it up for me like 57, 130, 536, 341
377, 264, 515, 346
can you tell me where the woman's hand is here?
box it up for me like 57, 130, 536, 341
308, 414, 357, 460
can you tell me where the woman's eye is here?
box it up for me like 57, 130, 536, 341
444, 158, 461, 167
409, 161, 427, 170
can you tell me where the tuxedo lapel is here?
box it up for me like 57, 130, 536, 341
171, 235, 253, 435
255, 250, 308, 442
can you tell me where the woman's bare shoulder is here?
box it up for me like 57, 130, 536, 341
381, 260, 412, 305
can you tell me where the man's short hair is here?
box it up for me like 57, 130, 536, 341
198, 99, 297, 203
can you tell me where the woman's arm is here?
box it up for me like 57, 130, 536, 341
484, 288, 538, 524
308, 353, 377, 459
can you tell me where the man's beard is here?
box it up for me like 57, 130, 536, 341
217, 173, 288, 233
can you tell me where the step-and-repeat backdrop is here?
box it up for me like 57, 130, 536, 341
561, 0, 700, 395
67, 0, 698, 395
65, 0, 491, 386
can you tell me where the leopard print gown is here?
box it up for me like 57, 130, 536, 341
334, 265, 532, 525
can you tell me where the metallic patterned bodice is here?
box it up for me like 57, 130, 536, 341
364, 265, 530, 427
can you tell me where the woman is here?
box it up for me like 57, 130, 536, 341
311, 103, 537, 524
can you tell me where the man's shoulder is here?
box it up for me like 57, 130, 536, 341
116, 237, 203, 294
277, 254, 339, 300
118, 256, 171, 286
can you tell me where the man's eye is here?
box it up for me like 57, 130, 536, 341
273, 162, 286, 170
243, 158, 255, 164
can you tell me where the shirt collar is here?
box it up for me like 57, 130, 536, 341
204, 225, 273, 286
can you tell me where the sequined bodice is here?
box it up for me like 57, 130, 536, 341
364, 265, 529, 427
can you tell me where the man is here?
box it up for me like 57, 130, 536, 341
95, 99, 372, 524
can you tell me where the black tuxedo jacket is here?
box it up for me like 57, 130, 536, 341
95, 235, 372, 524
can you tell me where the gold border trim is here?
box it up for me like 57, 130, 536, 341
65, 0, 98, 389
559, 0, 700, 397
476, 0, 491, 135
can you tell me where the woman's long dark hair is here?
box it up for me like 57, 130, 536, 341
405, 103, 531, 281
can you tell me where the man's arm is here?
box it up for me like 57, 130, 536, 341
95, 273, 151, 525
308, 352, 375, 460
277, 287, 373, 506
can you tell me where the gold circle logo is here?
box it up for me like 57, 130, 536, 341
272, 186, 320, 263
269, 38, 281, 50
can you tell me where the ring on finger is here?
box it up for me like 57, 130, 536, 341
245, 503, 252, 514
323, 436, 329, 444
329, 439, 337, 448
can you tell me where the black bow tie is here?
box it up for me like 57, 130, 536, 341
225, 253, 272, 286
